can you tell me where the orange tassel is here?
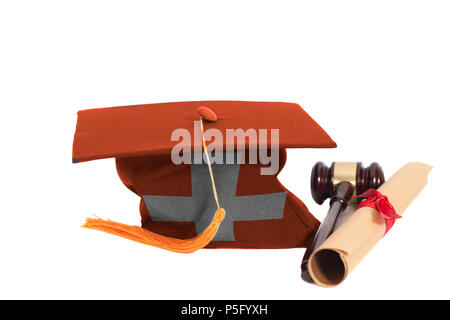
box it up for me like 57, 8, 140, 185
82, 208, 226, 254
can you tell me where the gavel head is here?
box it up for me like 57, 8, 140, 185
311, 162, 385, 204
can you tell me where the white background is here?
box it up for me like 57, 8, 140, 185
0, 1, 449, 300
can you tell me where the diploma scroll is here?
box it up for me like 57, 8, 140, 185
308, 162, 432, 287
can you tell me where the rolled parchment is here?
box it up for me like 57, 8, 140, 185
308, 162, 432, 287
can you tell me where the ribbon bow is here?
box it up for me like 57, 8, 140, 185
355, 189, 401, 235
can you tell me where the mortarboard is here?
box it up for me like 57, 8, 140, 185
73, 101, 336, 252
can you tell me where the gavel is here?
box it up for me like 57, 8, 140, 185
301, 162, 385, 284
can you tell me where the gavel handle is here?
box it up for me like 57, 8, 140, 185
301, 182, 354, 283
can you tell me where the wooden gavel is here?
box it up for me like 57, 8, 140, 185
301, 162, 385, 284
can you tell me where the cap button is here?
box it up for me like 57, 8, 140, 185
198, 106, 218, 122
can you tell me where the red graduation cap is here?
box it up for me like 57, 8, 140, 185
73, 101, 336, 252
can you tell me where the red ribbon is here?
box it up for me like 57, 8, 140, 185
355, 189, 401, 235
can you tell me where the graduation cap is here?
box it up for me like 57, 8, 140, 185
73, 101, 336, 252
